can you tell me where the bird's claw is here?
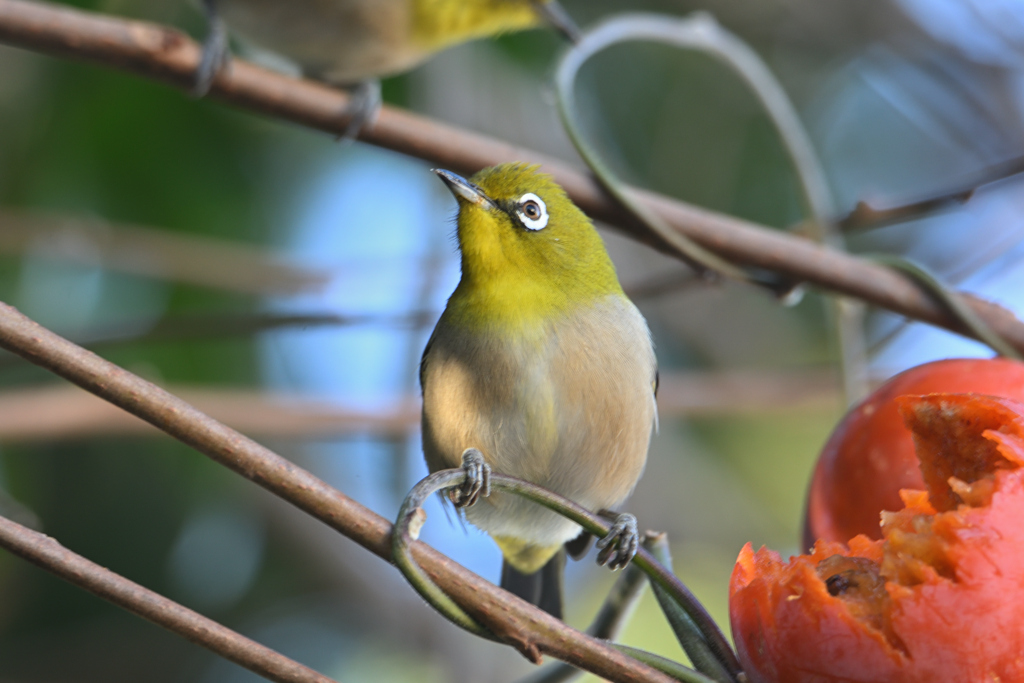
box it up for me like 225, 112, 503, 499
193, 0, 230, 98
595, 513, 639, 570
338, 79, 382, 142
449, 448, 490, 509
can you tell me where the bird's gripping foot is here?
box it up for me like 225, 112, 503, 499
530, 0, 582, 44
193, 0, 230, 97
337, 79, 382, 142
596, 513, 639, 570
448, 448, 490, 509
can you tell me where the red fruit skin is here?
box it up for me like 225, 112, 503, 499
804, 358, 1024, 547
732, 394, 1024, 683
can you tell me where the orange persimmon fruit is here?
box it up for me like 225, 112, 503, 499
731, 393, 1024, 683
804, 358, 1024, 547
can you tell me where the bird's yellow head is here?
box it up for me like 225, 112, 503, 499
435, 164, 624, 332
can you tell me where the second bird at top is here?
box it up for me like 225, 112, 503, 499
194, 0, 580, 136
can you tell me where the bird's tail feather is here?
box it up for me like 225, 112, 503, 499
500, 549, 565, 619
565, 530, 593, 560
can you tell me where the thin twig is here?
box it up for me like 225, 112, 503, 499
838, 154, 1024, 232
0, 369, 841, 443
392, 469, 496, 638
394, 470, 744, 681
517, 533, 659, 683
586, 538, 651, 639
0, 310, 435, 363
556, 11, 837, 251
0, 384, 421, 442
645, 535, 731, 683
0, 0, 1023, 354
654, 370, 839, 416
866, 254, 1023, 360
0, 310, 439, 373
390, 470, 723, 682
0, 514, 338, 683
554, 14, 773, 288
611, 646, 719, 683
0, 301, 676, 683
552, 12, 867, 405
0, 210, 328, 296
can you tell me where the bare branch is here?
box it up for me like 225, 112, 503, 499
0, 384, 420, 441
0, 514, 337, 683
0, 301, 675, 683
518, 533, 654, 683
393, 468, 739, 681
0, 369, 841, 442
0, 210, 329, 296
838, 154, 1024, 232
0, 311, 436, 372
0, 0, 1022, 354
646, 369, 841, 415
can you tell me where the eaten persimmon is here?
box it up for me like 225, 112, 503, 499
731, 393, 1024, 683
804, 358, 1024, 547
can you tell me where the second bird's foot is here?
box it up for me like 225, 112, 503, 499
449, 448, 491, 509
337, 79, 382, 142
193, 0, 230, 97
596, 513, 639, 570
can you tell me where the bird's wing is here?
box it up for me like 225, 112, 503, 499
418, 330, 438, 393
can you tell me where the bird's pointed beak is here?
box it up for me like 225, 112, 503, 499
532, 0, 581, 44
433, 169, 497, 210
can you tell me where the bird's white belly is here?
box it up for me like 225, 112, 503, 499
421, 295, 657, 549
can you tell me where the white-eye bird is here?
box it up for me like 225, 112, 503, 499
421, 163, 658, 618
193, 0, 580, 136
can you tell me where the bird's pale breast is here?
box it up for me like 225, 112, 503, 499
216, 0, 423, 83
211, 0, 542, 84
421, 294, 657, 550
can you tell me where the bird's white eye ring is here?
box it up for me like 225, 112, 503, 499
516, 193, 549, 231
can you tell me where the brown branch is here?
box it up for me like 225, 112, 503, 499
0, 384, 420, 441
0, 311, 437, 372
655, 368, 840, 415
0, 369, 841, 442
0, 513, 337, 683
838, 154, 1024, 231
839, 196, 973, 232
519, 534, 655, 683
0, 0, 1022, 355
0, 301, 675, 683
0, 210, 329, 296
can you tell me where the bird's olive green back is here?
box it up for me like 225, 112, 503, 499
411, 0, 543, 51
444, 163, 625, 333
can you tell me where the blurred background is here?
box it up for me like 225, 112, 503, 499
1, 0, 1023, 680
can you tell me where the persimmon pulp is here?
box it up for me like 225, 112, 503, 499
731, 393, 1024, 683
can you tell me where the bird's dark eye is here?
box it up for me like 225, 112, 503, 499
515, 192, 549, 231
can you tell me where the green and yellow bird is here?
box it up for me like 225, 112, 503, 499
421, 163, 658, 618
194, 0, 580, 135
